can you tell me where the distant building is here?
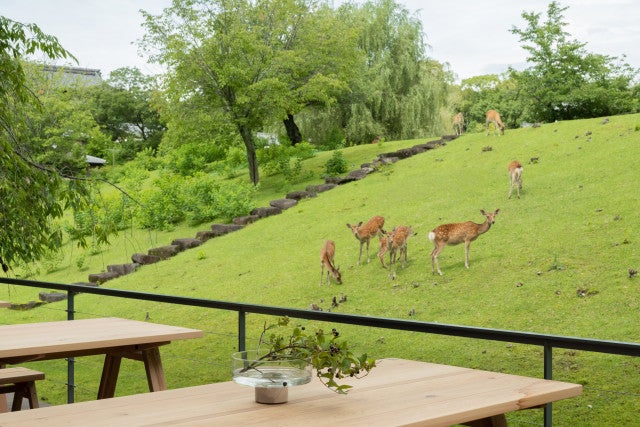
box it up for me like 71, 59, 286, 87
86, 155, 107, 167
42, 65, 103, 86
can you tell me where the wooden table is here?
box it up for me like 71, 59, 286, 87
0, 358, 581, 426
0, 317, 202, 412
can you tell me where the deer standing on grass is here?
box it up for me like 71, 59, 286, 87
453, 112, 464, 136
428, 209, 500, 275
508, 160, 523, 199
320, 240, 342, 285
486, 110, 505, 135
378, 226, 414, 269
347, 215, 385, 265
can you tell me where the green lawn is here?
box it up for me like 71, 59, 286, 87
2, 114, 639, 425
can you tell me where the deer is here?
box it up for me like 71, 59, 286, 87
320, 240, 342, 285
486, 110, 505, 135
378, 226, 415, 269
347, 215, 385, 265
453, 112, 464, 136
428, 209, 500, 275
508, 160, 523, 199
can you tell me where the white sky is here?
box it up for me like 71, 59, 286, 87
2, 0, 638, 82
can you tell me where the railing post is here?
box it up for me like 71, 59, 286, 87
544, 343, 553, 427
238, 310, 246, 351
66, 290, 76, 404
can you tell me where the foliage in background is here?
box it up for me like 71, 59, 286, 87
457, 2, 638, 129
87, 66, 166, 162
139, 0, 362, 185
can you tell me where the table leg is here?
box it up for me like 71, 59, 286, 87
0, 395, 7, 413
141, 347, 167, 392
98, 354, 122, 399
0, 363, 6, 412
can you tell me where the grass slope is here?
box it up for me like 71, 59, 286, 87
2, 114, 639, 425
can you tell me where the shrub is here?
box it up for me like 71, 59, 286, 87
325, 150, 348, 176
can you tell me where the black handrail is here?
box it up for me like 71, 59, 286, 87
3, 277, 640, 426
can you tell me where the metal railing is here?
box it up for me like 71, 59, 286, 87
3, 277, 640, 426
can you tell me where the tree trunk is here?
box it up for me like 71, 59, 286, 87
283, 113, 302, 146
239, 125, 259, 185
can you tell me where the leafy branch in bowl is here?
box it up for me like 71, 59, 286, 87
246, 316, 376, 394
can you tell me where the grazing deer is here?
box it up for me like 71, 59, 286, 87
508, 160, 523, 199
453, 112, 464, 136
428, 209, 500, 275
320, 240, 342, 285
486, 110, 505, 135
347, 215, 385, 265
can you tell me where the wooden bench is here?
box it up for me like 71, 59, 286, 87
0, 367, 45, 412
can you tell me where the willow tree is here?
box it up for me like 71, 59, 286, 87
334, 0, 450, 144
140, 0, 361, 185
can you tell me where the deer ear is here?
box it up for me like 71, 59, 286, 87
495, 209, 500, 214
480, 209, 486, 215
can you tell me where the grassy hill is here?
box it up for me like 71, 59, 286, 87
2, 114, 639, 425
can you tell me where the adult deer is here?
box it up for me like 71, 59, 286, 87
428, 209, 500, 275
378, 226, 415, 269
486, 110, 505, 135
453, 112, 464, 135
508, 160, 523, 199
347, 215, 385, 265
320, 240, 342, 285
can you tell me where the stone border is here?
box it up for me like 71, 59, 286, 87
19, 135, 456, 306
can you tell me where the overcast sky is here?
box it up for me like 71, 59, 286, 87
2, 0, 638, 82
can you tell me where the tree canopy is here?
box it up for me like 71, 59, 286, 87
509, 1, 638, 122
140, 0, 361, 185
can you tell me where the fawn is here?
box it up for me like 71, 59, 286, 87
347, 215, 385, 265
508, 160, 523, 199
378, 226, 414, 269
320, 240, 342, 285
428, 209, 500, 275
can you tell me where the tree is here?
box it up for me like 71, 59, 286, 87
333, 0, 450, 144
510, 1, 638, 122
0, 16, 100, 268
88, 67, 166, 160
140, 0, 360, 185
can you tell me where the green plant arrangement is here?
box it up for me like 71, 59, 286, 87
232, 316, 376, 402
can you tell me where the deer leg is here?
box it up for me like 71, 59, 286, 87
365, 240, 371, 263
320, 263, 325, 285
464, 241, 471, 268
357, 242, 364, 265
431, 245, 443, 275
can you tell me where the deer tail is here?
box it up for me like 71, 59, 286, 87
428, 231, 436, 243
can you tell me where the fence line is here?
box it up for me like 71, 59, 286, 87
3, 277, 640, 426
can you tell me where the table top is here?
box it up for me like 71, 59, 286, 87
0, 317, 202, 361
0, 358, 582, 427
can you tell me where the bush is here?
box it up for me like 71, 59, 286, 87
325, 150, 348, 176
133, 172, 257, 229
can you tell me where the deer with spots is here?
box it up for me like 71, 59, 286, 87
428, 209, 500, 275
378, 226, 415, 269
486, 110, 505, 135
508, 160, 523, 199
347, 215, 385, 265
320, 240, 342, 285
